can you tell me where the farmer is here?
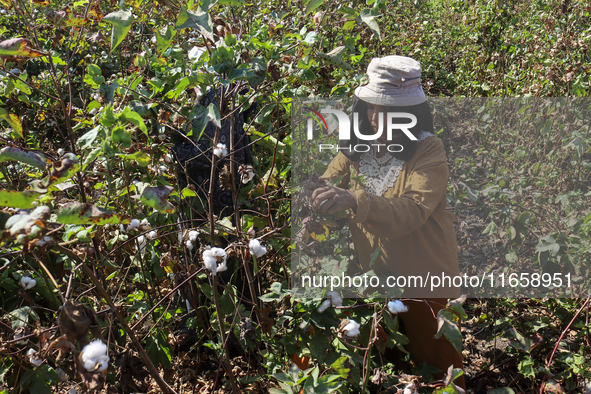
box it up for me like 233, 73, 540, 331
307, 56, 465, 388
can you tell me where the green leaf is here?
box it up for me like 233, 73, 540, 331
0, 190, 39, 208
155, 25, 176, 56
435, 312, 462, 354
57, 202, 131, 225
260, 281, 289, 302
145, 329, 173, 369
121, 107, 148, 136
78, 126, 101, 150
317, 46, 353, 71
124, 151, 150, 167
175, 5, 214, 42
111, 124, 132, 147
139, 185, 176, 213
330, 356, 350, 379
535, 235, 559, 255
305, 0, 324, 15
482, 221, 497, 235
103, 10, 135, 51
0, 107, 24, 138
0, 147, 47, 169
0, 38, 46, 57
207, 102, 221, 128
359, 8, 381, 40
7, 306, 39, 330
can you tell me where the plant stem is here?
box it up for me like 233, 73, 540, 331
212, 275, 240, 393
53, 245, 177, 394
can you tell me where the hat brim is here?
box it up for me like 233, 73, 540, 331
355, 84, 426, 106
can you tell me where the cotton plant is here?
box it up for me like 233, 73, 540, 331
80, 339, 109, 373
202, 247, 228, 275
318, 291, 343, 312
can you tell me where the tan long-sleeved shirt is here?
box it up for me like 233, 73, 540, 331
321, 136, 461, 298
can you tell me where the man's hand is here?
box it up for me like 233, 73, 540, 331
310, 185, 357, 214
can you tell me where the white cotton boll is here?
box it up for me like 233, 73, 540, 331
213, 143, 228, 158
403, 383, 418, 394
57, 148, 65, 156
35, 239, 47, 247
326, 291, 343, 307
249, 239, 267, 258
140, 218, 151, 231
151, 36, 157, 44
211, 247, 227, 260
202, 250, 217, 274
27, 348, 43, 367
241, 170, 255, 184
317, 299, 331, 313
127, 219, 140, 231
157, 165, 168, 175
216, 261, 227, 273
185, 240, 194, 251
387, 300, 408, 314
81, 339, 109, 373
163, 154, 172, 163
147, 230, 158, 240
20, 276, 36, 290
188, 230, 198, 243
343, 320, 361, 338
136, 235, 147, 251
120, 224, 126, 233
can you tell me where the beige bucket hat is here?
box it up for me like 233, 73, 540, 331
354, 55, 426, 106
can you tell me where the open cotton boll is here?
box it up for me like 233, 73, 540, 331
186, 240, 194, 251
147, 230, 158, 240
20, 276, 36, 290
188, 230, 198, 243
27, 348, 43, 367
202, 249, 218, 274
202, 248, 227, 275
127, 218, 140, 231
140, 218, 151, 231
326, 291, 343, 307
317, 299, 332, 313
403, 383, 418, 394
80, 339, 109, 373
249, 239, 267, 258
343, 320, 361, 338
57, 148, 65, 156
387, 300, 408, 314
213, 143, 228, 158
163, 154, 172, 163
136, 235, 147, 251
